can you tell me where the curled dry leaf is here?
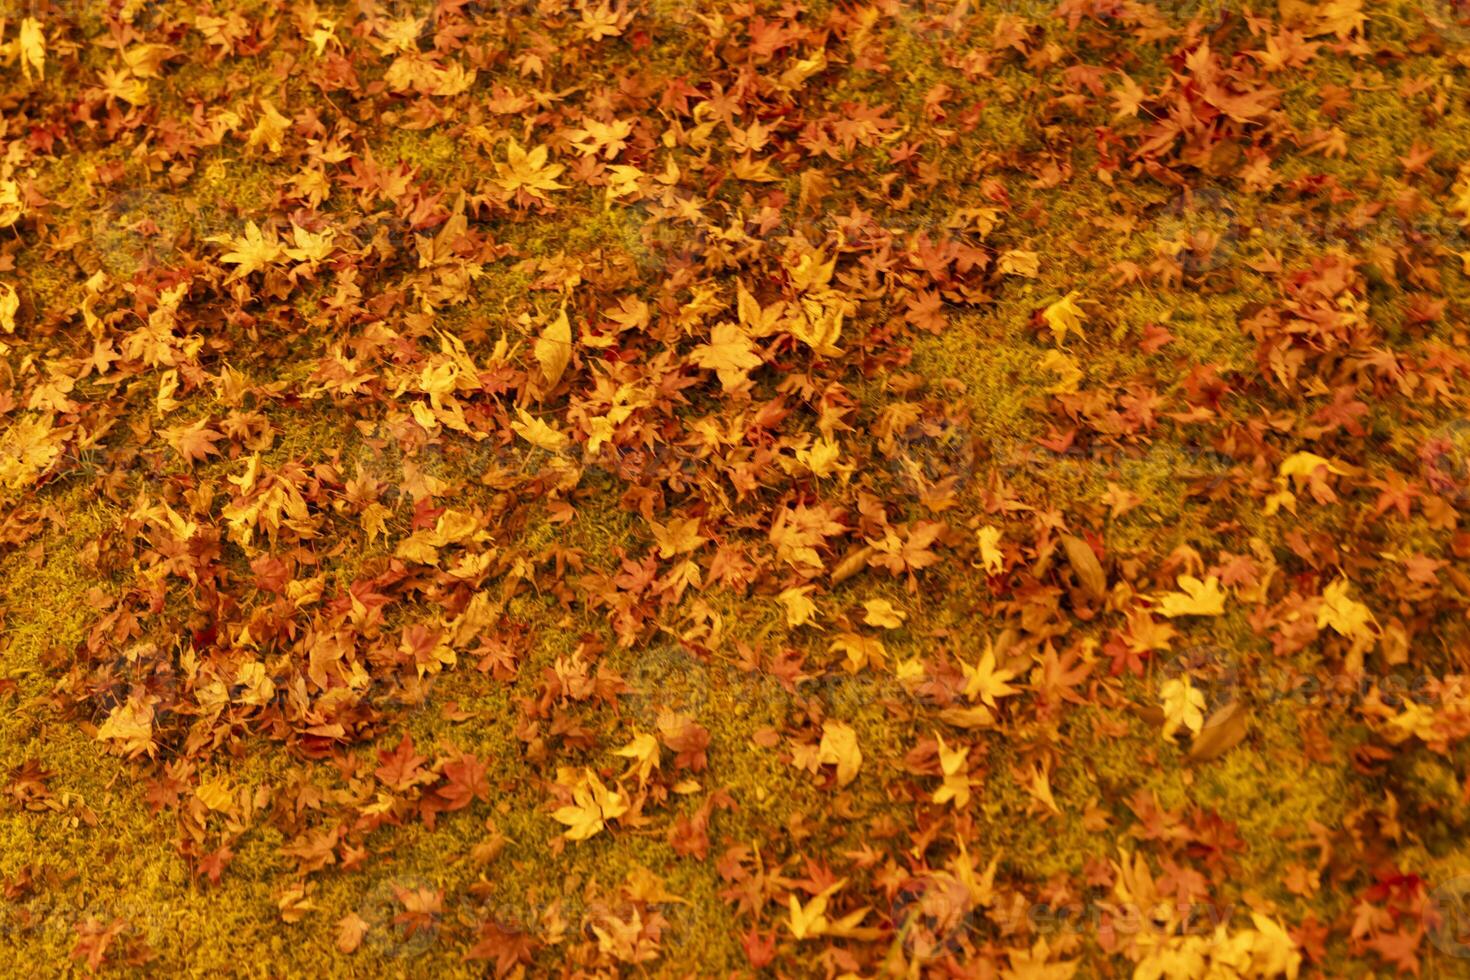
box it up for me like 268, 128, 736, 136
1060, 534, 1107, 599
1187, 702, 1251, 764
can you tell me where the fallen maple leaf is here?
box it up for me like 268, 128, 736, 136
862, 598, 906, 629
975, 525, 1004, 574
1042, 292, 1087, 345
374, 734, 431, 792
494, 139, 566, 199
162, 418, 226, 465
689, 322, 762, 391
552, 769, 628, 841
778, 586, 819, 628
817, 720, 862, 787
511, 408, 570, 451
1159, 676, 1205, 741
209, 221, 286, 279
613, 732, 660, 785
932, 733, 974, 808
963, 643, 1021, 708
335, 912, 369, 954
1155, 575, 1227, 618
534, 307, 573, 387
436, 751, 489, 811
16, 18, 44, 81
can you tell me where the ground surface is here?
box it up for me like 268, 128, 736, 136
1, 0, 1470, 976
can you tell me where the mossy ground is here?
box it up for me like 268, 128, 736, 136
2, 1, 1470, 976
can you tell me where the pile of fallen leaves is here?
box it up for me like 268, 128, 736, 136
1, 0, 1470, 975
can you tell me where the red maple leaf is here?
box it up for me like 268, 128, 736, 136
435, 751, 489, 811
374, 734, 430, 792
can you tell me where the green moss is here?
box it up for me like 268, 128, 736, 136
375, 130, 464, 186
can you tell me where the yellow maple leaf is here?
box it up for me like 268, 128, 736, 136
786, 880, 848, 940
248, 99, 291, 154
1268, 450, 1350, 516
494, 139, 566, 199
932, 732, 974, 808
96, 695, 156, 757
862, 598, 906, 629
567, 117, 633, 160
963, 642, 1021, 708
97, 66, 149, 106
736, 280, 785, 337
0, 281, 17, 334
552, 769, 628, 841
651, 516, 705, 557
998, 249, 1040, 277
778, 586, 819, 628
602, 164, 644, 207
534, 307, 573, 387
1159, 676, 1205, 741
787, 295, 845, 357
774, 45, 826, 91
612, 732, 660, 785
196, 776, 235, 812
975, 525, 1004, 574
1155, 574, 1226, 618
1317, 579, 1377, 642
689, 321, 762, 391
952, 841, 1001, 907
0, 414, 59, 490
1278, 451, 1347, 486
1313, 0, 1364, 39
121, 43, 176, 78
828, 632, 885, 673
17, 17, 44, 81
1243, 913, 1304, 978
373, 15, 425, 52
305, 18, 338, 56
580, 0, 630, 40
430, 61, 476, 96
787, 249, 836, 293
0, 178, 23, 228
1003, 937, 1080, 979
817, 721, 861, 787
795, 436, 848, 479
284, 222, 336, 263
1039, 349, 1082, 394
511, 408, 569, 452
731, 154, 782, 182
209, 221, 287, 278
1042, 291, 1086, 345
1024, 761, 1062, 816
